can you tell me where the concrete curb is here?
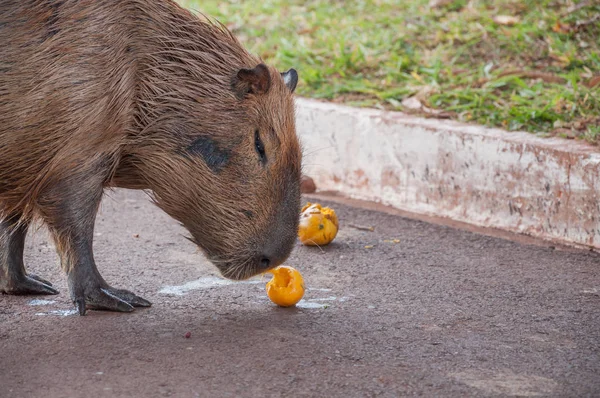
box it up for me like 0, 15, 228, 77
295, 98, 600, 249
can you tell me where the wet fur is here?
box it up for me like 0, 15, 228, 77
0, 0, 301, 281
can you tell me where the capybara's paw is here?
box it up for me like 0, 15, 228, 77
0, 274, 59, 295
73, 285, 152, 316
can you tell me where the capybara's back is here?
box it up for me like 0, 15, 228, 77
0, 0, 301, 315
0, 0, 139, 211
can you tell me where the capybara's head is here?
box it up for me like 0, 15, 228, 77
127, 19, 302, 280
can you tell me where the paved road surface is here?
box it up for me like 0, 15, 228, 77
1, 189, 599, 397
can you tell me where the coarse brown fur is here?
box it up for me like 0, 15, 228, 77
0, 0, 302, 312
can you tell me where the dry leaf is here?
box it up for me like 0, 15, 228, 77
349, 224, 375, 232
576, 14, 600, 29
414, 85, 436, 102
493, 15, 520, 25
548, 53, 570, 67
410, 71, 423, 82
401, 96, 422, 110
473, 69, 567, 88
553, 21, 574, 33
553, 128, 577, 139
586, 76, 600, 88
423, 107, 454, 119
561, 0, 592, 16
297, 27, 318, 35
429, 0, 453, 8
498, 70, 566, 84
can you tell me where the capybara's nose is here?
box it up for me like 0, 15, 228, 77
259, 257, 271, 269
258, 241, 292, 269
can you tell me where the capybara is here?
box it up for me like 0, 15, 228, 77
0, 0, 301, 315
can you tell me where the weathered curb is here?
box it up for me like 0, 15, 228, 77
296, 98, 600, 249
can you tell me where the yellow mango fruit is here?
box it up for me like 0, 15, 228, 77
266, 266, 305, 307
298, 202, 339, 246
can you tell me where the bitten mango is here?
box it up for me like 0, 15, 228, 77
266, 266, 305, 307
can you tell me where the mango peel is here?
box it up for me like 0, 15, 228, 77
266, 266, 305, 307
298, 202, 339, 246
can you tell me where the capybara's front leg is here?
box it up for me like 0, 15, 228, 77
39, 173, 151, 315
0, 213, 59, 295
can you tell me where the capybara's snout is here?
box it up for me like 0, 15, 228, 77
216, 182, 301, 281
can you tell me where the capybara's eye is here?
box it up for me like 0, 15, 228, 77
254, 130, 267, 164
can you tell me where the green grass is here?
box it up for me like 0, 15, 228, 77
177, 0, 600, 143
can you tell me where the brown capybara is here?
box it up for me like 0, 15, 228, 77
0, 0, 302, 315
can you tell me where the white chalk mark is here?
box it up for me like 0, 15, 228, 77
308, 296, 337, 302
159, 276, 262, 296
35, 309, 78, 316
28, 299, 56, 306
296, 300, 328, 309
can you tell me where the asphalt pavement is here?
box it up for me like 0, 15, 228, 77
1, 189, 599, 397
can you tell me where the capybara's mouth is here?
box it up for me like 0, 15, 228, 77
218, 264, 260, 281
209, 256, 253, 281
211, 248, 291, 281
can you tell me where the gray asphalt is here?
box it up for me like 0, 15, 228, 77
1, 188, 599, 397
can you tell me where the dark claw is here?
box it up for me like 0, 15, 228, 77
110, 299, 135, 313
132, 297, 152, 308
76, 298, 87, 316
94, 288, 135, 312
35, 281, 59, 295
113, 288, 152, 307
28, 273, 53, 287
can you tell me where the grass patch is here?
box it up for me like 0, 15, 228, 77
177, 0, 600, 144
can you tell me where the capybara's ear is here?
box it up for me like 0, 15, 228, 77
281, 69, 298, 93
232, 63, 271, 98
